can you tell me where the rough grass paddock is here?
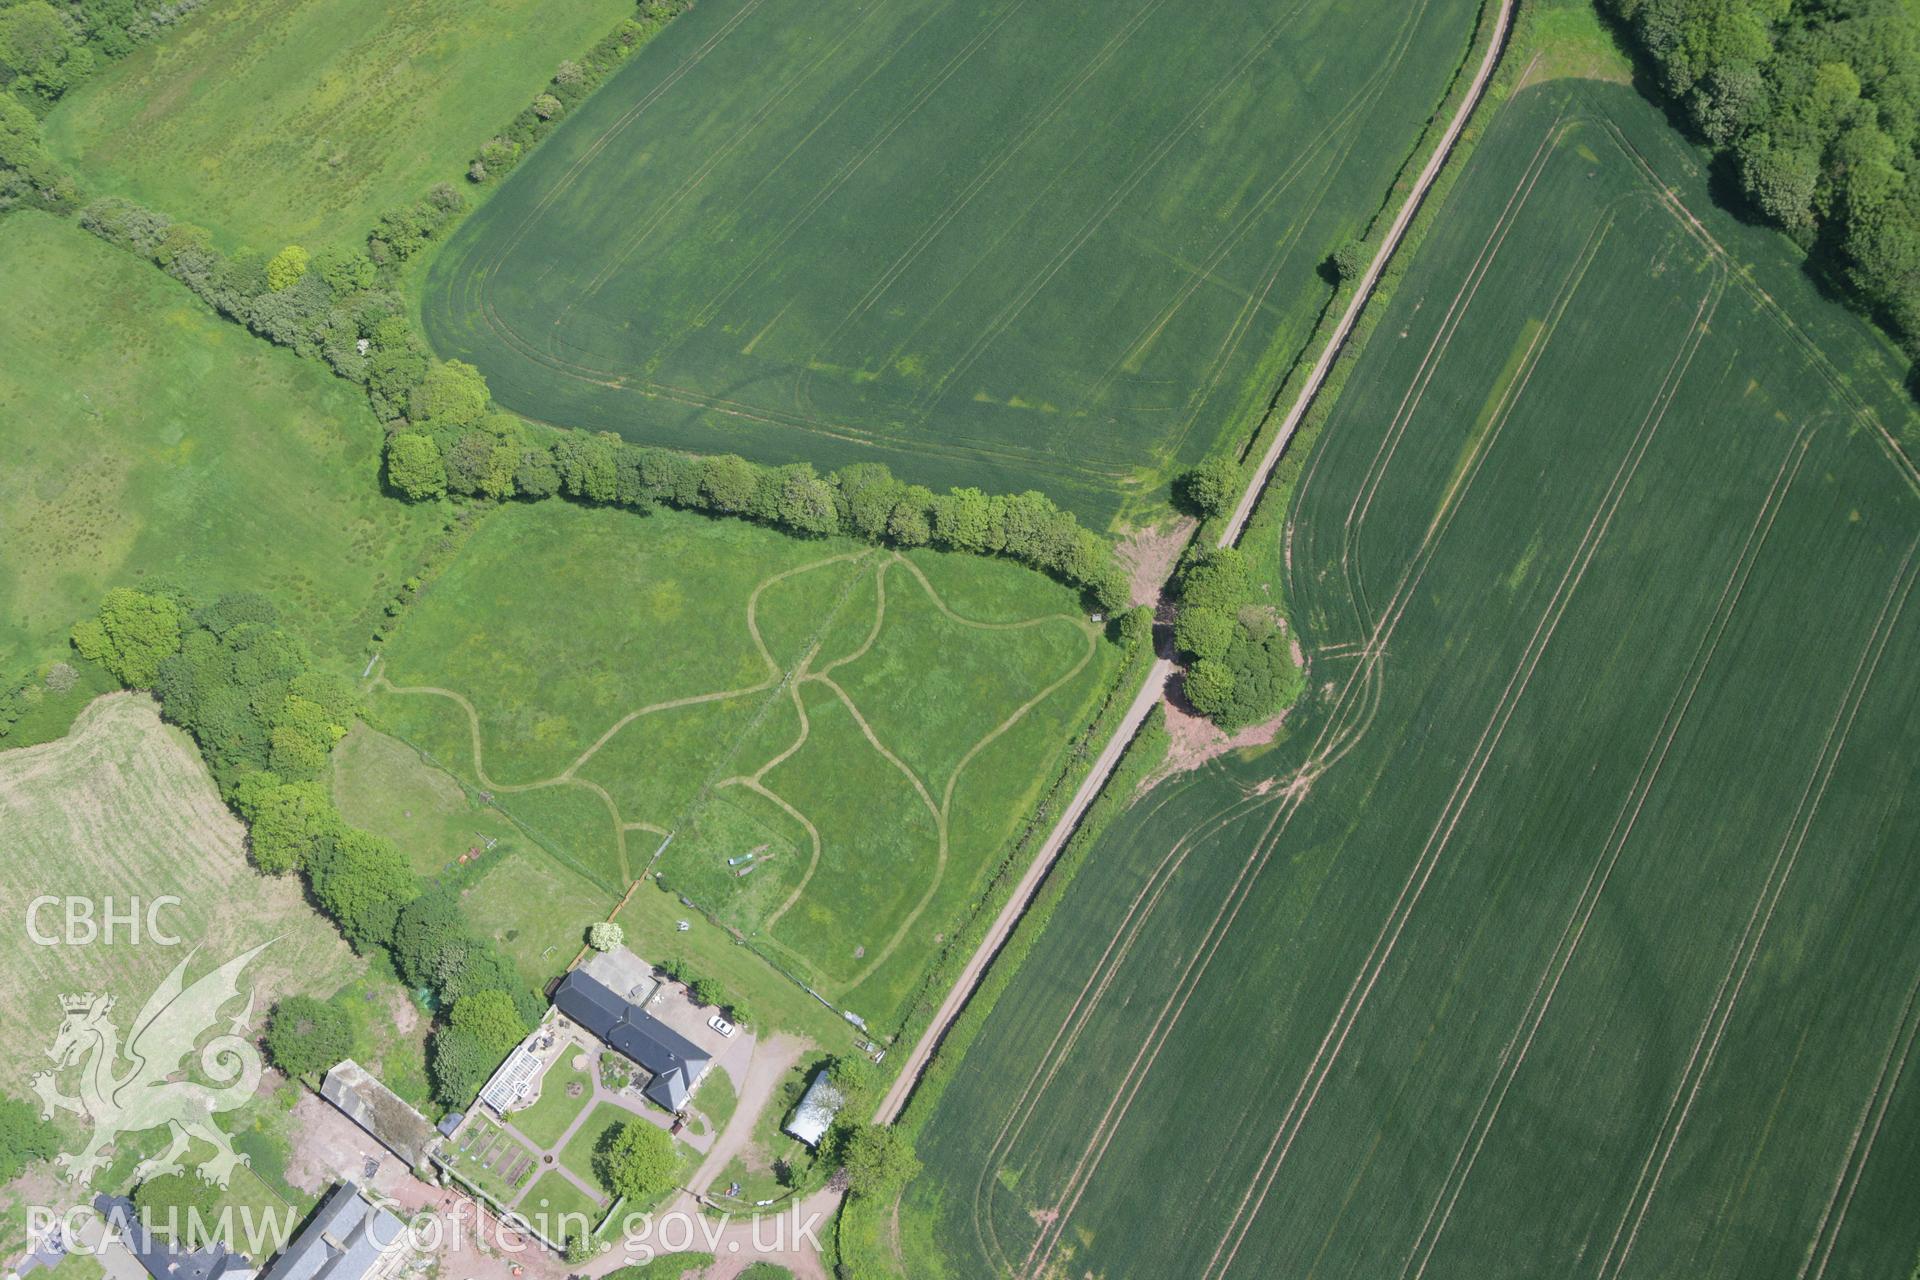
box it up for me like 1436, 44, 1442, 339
369, 501, 1116, 1031
0, 694, 361, 1087
43, 0, 634, 252
330, 724, 521, 877
0, 212, 439, 678
899, 79, 1920, 1279
422, 0, 1482, 525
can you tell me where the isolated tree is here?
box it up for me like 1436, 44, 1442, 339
43, 661, 77, 693
1330, 237, 1368, 283
835, 1124, 920, 1198
1174, 456, 1237, 517
71, 588, 184, 687
587, 922, 624, 952
386, 432, 447, 500
593, 1120, 677, 1201
264, 996, 352, 1078
265, 245, 309, 291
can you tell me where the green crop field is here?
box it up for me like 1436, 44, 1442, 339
370, 501, 1118, 1029
422, 0, 1483, 526
898, 79, 1920, 1279
43, 0, 633, 253
0, 694, 361, 1089
0, 212, 439, 678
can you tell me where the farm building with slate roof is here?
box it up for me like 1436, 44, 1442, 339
551, 968, 711, 1112
259, 1183, 405, 1280
94, 1195, 256, 1280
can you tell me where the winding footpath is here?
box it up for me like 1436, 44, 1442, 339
873, 0, 1518, 1129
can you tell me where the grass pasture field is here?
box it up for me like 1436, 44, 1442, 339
329, 724, 522, 877
0, 212, 440, 679
899, 78, 1920, 1279
42, 0, 634, 252
370, 501, 1118, 1030
0, 694, 361, 1091
423, 0, 1484, 525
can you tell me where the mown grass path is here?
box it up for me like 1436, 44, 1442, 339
377, 546, 1092, 998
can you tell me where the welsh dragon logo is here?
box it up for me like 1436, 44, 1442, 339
32, 943, 271, 1187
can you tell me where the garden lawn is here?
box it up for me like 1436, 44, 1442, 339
43, 0, 634, 253
902, 78, 1920, 1279
373, 501, 1118, 1031
560, 1103, 698, 1207
558, 1102, 632, 1191
510, 1056, 595, 1150
518, 1170, 606, 1240
423, 0, 1483, 525
0, 212, 439, 680
689, 1066, 736, 1139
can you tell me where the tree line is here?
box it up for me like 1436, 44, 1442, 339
69, 587, 543, 1112
1606, 0, 1920, 370
74, 183, 1129, 614
0, 0, 216, 211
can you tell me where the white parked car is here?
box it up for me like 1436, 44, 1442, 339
708, 1014, 736, 1037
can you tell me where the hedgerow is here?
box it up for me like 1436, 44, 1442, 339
66, 586, 537, 1111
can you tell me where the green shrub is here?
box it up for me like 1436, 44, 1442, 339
264, 995, 352, 1078
1172, 605, 1235, 661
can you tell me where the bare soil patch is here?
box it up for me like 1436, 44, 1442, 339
1114, 518, 1196, 608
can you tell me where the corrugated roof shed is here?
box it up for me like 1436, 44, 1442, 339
782, 1071, 847, 1149
319, 1061, 437, 1167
